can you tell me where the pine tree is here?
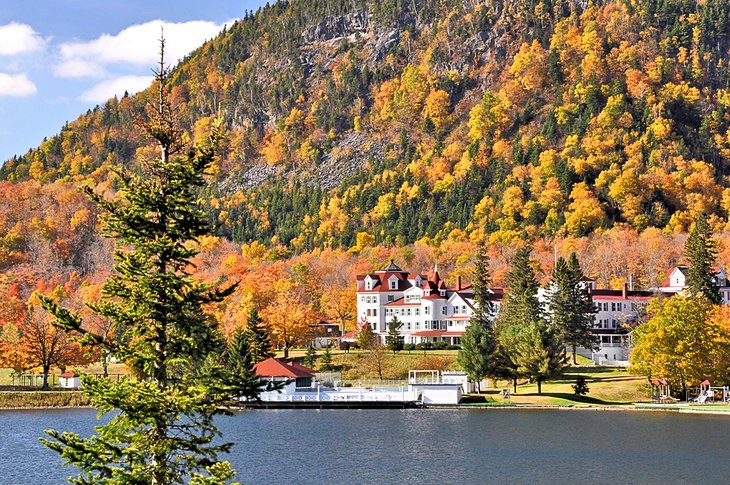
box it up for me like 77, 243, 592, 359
471, 239, 495, 327
320, 345, 334, 372
226, 326, 253, 374
457, 239, 498, 391
39, 39, 251, 484
509, 320, 564, 394
494, 245, 546, 393
498, 246, 542, 328
385, 316, 403, 353
244, 308, 274, 363
685, 212, 721, 305
304, 342, 317, 368
456, 321, 496, 392
547, 253, 598, 364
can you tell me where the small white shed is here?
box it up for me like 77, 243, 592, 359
59, 372, 81, 389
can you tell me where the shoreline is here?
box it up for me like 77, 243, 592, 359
2, 401, 730, 416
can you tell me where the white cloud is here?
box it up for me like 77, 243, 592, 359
55, 19, 227, 79
0, 23, 46, 56
54, 59, 107, 79
79, 75, 154, 103
0, 73, 37, 96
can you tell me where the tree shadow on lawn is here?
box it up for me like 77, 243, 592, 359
533, 392, 628, 406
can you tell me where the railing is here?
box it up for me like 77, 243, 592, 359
257, 387, 420, 403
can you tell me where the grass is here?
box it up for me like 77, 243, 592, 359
470, 366, 650, 407
289, 348, 650, 406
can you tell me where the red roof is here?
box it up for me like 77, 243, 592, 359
701, 380, 711, 386
59, 372, 77, 378
384, 297, 420, 307
253, 358, 315, 379
411, 330, 464, 336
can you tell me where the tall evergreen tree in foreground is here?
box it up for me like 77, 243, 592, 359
547, 253, 597, 364
39, 39, 252, 484
685, 212, 721, 305
457, 240, 497, 391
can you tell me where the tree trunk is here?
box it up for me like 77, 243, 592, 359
102, 350, 109, 378
537, 379, 542, 395
283, 343, 290, 359
42, 365, 50, 390
572, 344, 578, 365
513, 377, 517, 394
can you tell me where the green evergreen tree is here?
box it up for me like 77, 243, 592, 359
226, 326, 253, 374
385, 316, 403, 353
457, 239, 498, 392
547, 253, 598, 364
471, 239, 495, 327
244, 308, 274, 363
39, 41, 252, 484
509, 320, 564, 394
498, 246, 542, 328
320, 345, 334, 372
494, 246, 543, 392
457, 322, 496, 392
304, 342, 317, 368
685, 212, 721, 305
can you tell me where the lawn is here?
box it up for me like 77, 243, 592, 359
287, 348, 650, 406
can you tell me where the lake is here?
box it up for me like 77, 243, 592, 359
1, 408, 729, 484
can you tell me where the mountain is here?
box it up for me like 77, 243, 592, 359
4, 0, 730, 253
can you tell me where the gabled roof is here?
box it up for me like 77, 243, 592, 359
253, 358, 315, 379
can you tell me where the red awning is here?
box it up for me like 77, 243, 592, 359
651, 379, 660, 386
660, 379, 668, 385
701, 380, 711, 386
410, 330, 463, 337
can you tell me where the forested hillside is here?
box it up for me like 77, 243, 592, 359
5, 0, 730, 249
6, 0, 730, 333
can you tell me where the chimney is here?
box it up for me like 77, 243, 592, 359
622, 282, 628, 299
456, 275, 462, 291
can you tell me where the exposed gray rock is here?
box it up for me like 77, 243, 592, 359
313, 132, 386, 190
303, 11, 368, 43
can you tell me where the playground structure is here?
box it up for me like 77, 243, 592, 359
650, 379, 677, 403
652, 378, 730, 404
692, 380, 730, 404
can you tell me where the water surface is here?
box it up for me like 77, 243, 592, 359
1, 408, 728, 484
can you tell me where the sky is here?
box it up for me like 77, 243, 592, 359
0, 0, 268, 163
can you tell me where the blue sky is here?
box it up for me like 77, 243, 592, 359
0, 0, 268, 162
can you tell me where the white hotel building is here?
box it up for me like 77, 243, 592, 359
356, 260, 661, 364
355, 260, 501, 346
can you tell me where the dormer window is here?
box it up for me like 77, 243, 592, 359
440, 290, 446, 297
365, 276, 373, 291
389, 279, 397, 290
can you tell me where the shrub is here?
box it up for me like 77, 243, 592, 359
573, 376, 590, 396
433, 341, 448, 350
403, 343, 416, 351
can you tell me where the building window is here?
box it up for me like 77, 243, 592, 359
373, 309, 377, 317
388, 295, 394, 302
389, 279, 397, 290
425, 307, 430, 315
415, 308, 420, 316
441, 307, 447, 316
